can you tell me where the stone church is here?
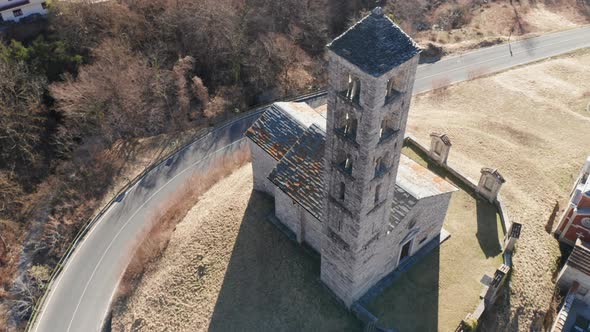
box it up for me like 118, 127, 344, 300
246, 7, 457, 307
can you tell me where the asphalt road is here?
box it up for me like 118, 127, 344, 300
414, 26, 590, 93
31, 26, 590, 332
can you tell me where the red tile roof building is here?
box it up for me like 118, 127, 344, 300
555, 157, 590, 246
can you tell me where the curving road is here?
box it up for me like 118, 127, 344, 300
31, 27, 590, 332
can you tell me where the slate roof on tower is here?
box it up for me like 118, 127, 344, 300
327, 7, 421, 77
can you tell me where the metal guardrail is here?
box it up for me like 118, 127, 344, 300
25, 89, 327, 331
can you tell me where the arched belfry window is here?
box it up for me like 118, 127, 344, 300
346, 74, 361, 104
337, 152, 353, 175
338, 112, 358, 140
379, 116, 395, 142
386, 77, 401, 103
374, 153, 390, 177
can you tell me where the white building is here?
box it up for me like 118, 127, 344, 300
0, 0, 48, 22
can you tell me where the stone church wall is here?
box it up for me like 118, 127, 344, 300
275, 189, 301, 238
356, 192, 453, 298
275, 188, 325, 253
302, 212, 323, 253
249, 141, 277, 196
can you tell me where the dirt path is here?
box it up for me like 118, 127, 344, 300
407, 49, 590, 330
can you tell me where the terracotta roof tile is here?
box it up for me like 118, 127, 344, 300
269, 125, 326, 221
245, 105, 306, 161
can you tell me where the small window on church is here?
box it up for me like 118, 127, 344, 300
339, 182, 345, 200
408, 218, 417, 229
374, 184, 381, 204
346, 74, 361, 104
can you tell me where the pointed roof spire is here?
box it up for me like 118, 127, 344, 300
327, 8, 421, 77
372, 6, 384, 16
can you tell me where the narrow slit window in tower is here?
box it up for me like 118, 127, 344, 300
339, 182, 346, 200
346, 74, 361, 103
374, 184, 381, 204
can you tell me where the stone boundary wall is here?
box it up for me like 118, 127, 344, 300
403, 134, 516, 332
404, 134, 513, 244
404, 134, 479, 191
495, 199, 513, 247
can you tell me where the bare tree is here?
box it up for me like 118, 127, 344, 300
0, 171, 24, 218
50, 0, 150, 54
8, 277, 38, 322
0, 61, 46, 170
50, 39, 181, 148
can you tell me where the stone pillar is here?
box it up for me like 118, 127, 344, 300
504, 222, 521, 252
484, 264, 510, 305
477, 168, 505, 203
429, 132, 452, 165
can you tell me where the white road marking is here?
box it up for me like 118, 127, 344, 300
65, 139, 243, 332
30, 137, 243, 332
415, 35, 588, 82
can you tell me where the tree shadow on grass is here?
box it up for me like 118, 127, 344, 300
208, 191, 362, 332
478, 285, 521, 332
476, 200, 502, 258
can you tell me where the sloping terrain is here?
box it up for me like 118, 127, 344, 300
112, 165, 361, 331
413, 1, 589, 55
407, 49, 590, 330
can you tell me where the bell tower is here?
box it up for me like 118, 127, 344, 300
320, 7, 421, 306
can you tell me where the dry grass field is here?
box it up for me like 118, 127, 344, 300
407, 49, 590, 330
365, 147, 504, 332
112, 152, 504, 332
112, 50, 590, 331
111, 165, 361, 332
